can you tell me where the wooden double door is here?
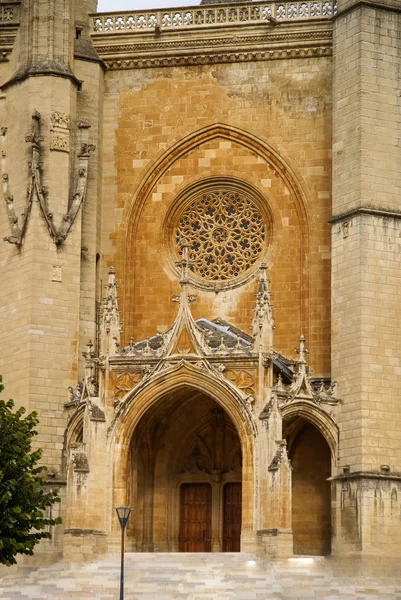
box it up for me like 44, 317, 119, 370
179, 482, 242, 552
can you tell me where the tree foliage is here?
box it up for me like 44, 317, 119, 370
0, 376, 62, 565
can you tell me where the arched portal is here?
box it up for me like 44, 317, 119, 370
126, 389, 242, 552
283, 416, 332, 555
109, 365, 255, 553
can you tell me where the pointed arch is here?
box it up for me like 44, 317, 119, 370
107, 361, 256, 533
64, 404, 85, 448
124, 122, 310, 243
281, 399, 339, 458
122, 122, 311, 339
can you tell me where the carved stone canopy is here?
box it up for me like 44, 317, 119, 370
76, 261, 341, 430
259, 335, 341, 421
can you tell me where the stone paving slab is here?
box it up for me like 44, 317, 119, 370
0, 553, 401, 599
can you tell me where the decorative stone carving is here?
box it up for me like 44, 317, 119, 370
268, 440, 289, 471
86, 376, 99, 398
92, 1, 336, 33
1, 111, 95, 246
52, 266, 62, 282
65, 382, 83, 409
51, 111, 71, 130
0, 6, 14, 23
50, 134, 69, 153
264, 335, 341, 411
252, 265, 274, 358
89, 402, 105, 422
114, 371, 143, 402
175, 189, 266, 282
252, 266, 273, 330
103, 47, 331, 71
225, 369, 255, 397
100, 268, 122, 357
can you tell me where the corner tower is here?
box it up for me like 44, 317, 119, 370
332, 0, 401, 554
0, 0, 104, 559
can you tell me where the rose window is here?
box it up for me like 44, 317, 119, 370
175, 190, 266, 281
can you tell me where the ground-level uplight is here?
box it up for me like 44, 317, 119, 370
288, 557, 314, 564
116, 506, 132, 600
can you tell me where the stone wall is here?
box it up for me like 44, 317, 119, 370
101, 56, 332, 376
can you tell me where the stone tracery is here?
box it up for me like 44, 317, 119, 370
175, 189, 266, 281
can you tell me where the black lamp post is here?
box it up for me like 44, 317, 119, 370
116, 506, 132, 600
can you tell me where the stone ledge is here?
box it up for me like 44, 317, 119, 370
1, 61, 81, 91
64, 528, 107, 537
330, 206, 401, 224
330, 471, 401, 482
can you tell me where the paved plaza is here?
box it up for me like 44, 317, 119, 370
0, 553, 401, 599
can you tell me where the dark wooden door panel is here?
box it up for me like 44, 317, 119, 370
223, 482, 242, 552
179, 483, 212, 552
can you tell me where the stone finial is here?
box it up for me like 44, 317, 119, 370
251, 264, 274, 352
176, 239, 193, 285
100, 267, 122, 356
295, 334, 309, 363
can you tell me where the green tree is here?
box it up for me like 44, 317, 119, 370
0, 376, 62, 565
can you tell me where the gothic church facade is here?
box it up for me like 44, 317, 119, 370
0, 0, 401, 562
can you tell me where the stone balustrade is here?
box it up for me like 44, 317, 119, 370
92, 0, 337, 33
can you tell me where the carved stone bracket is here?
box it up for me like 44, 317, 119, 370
268, 439, 289, 471
65, 382, 84, 410
1, 111, 95, 246
89, 402, 105, 422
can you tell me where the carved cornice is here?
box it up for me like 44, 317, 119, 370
104, 45, 331, 70
91, 1, 334, 68
331, 471, 401, 483
95, 29, 332, 55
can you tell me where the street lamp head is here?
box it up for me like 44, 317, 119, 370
116, 506, 132, 530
